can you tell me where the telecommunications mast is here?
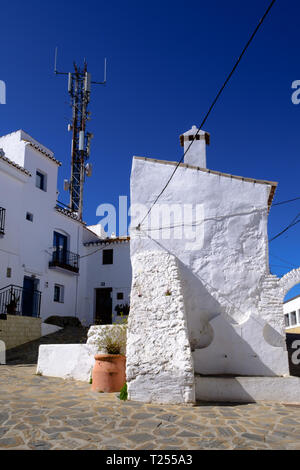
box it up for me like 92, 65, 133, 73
54, 48, 107, 220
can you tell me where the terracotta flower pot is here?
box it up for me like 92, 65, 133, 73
91, 354, 126, 393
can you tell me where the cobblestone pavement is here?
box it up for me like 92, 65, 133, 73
0, 365, 300, 450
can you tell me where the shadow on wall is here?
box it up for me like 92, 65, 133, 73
178, 260, 223, 349
193, 314, 287, 377
137, 230, 235, 350
134, 230, 288, 378
194, 375, 257, 403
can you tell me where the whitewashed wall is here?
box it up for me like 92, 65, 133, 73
84, 241, 131, 325
127, 250, 195, 404
0, 158, 29, 288
129, 153, 289, 380
0, 131, 89, 325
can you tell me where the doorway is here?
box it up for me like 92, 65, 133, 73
22, 276, 40, 317
95, 288, 112, 324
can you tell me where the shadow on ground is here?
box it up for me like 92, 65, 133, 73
6, 326, 88, 365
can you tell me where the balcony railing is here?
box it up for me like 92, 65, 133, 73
0, 285, 41, 318
0, 207, 5, 235
49, 248, 79, 273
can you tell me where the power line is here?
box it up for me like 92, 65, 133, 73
269, 217, 300, 243
269, 253, 298, 268
270, 264, 296, 269
273, 196, 300, 207
136, 0, 277, 230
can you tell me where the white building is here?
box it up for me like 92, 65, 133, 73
0, 130, 131, 327
35, 124, 300, 404
126, 125, 300, 404
284, 294, 300, 333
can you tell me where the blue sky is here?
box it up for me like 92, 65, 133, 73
1, 0, 300, 296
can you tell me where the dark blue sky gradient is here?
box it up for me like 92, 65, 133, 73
1, 0, 299, 296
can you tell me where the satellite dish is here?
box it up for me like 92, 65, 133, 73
85, 163, 92, 177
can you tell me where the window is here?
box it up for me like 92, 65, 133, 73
53, 231, 68, 251
26, 212, 33, 222
285, 314, 290, 327
117, 292, 124, 300
291, 311, 297, 326
54, 284, 64, 303
103, 249, 113, 265
36, 170, 47, 191
53, 231, 68, 263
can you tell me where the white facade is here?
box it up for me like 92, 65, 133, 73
284, 295, 300, 330
84, 238, 131, 325
127, 125, 297, 403
0, 130, 131, 327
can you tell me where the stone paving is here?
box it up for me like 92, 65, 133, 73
1, 364, 300, 450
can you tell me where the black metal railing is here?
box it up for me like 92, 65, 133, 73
49, 248, 79, 273
0, 285, 41, 318
0, 207, 5, 235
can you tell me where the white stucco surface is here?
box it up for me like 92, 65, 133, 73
36, 344, 97, 382
84, 241, 131, 325
193, 313, 289, 376
126, 251, 195, 404
128, 129, 295, 403
195, 375, 300, 404
181, 126, 208, 168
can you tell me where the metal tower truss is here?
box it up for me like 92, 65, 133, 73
55, 49, 106, 220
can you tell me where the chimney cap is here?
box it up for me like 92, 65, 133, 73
179, 126, 210, 147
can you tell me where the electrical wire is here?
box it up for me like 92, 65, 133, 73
136, 0, 277, 230
273, 196, 300, 207
269, 217, 300, 243
269, 253, 298, 269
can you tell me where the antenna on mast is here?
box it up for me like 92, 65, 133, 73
54, 48, 107, 221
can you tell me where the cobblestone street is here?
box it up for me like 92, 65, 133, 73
0, 364, 300, 450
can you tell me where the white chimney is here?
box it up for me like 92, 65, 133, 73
180, 125, 210, 168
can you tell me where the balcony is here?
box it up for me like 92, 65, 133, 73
49, 248, 79, 273
0, 284, 41, 318
0, 207, 5, 235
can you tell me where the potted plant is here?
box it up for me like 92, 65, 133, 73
6, 292, 20, 315
114, 303, 130, 317
91, 327, 126, 393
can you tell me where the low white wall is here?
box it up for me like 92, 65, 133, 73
37, 324, 127, 382
36, 344, 97, 382
196, 375, 300, 404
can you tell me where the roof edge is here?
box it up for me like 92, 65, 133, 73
0, 149, 32, 176
133, 156, 278, 209
84, 236, 130, 247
